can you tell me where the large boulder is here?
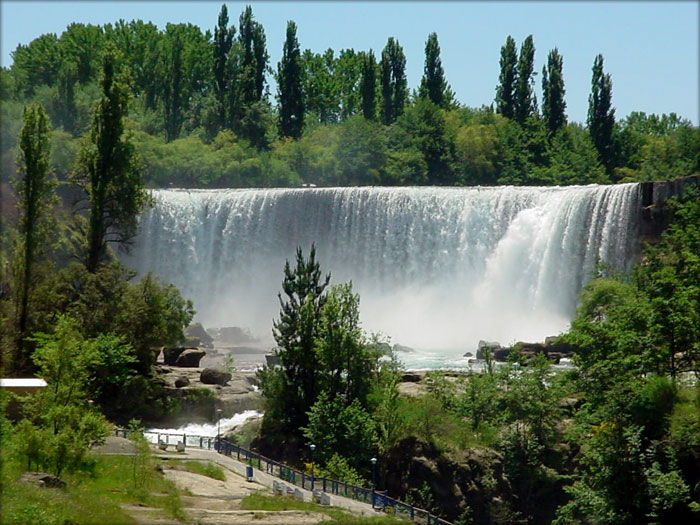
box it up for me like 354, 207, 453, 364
174, 375, 190, 388
163, 347, 186, 365
20, 472, 65, 489
200, 368, 232, 386
174, 349, 206, 368
185, 323, 214, 347
475, 340, 502, 359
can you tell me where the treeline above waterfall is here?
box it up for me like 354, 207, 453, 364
2, 6, 699, 189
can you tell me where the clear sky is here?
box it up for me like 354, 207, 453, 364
1, 1, 698, 125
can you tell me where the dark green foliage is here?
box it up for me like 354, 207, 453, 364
380, 38, 407, 125
587, 54, 616, 174
277, 21, 304, 139
495, 36, 517, 120
419, 33, 452, 108
72, 46, 150, 272
11, 33, 61, 96
388, 98, 456, 185
514, 35, 537, 125
213, 4, 234, 130
56, 60, 78, 134
335, 115, 387, 185
360, 51, 378, 120
10, 103, 57, 369
262, 245, 330, 429
542, 48, 566, 136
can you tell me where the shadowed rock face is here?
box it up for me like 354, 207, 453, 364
175, 349, 206, 367
383, 436, 513, 522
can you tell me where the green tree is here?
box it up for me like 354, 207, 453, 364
389, 98, 456, 185
56, 59, 78, 134
495, 36, 517, 120
72, 46, 150, 272
335, 49, 363, 119
419, 32, 452, 108
277, 21, 304, 139
542, 48, 566, 137
260, 245, 330, 429
238, 5, 268, 107
380, 37, 407, 125
360, 50, 377, 120
587, 54, 616, 174
335, 115, 387, 185
13, 316, 113, 477
302, 48, 340, 124
315, 283, 379, 405
514, 35, 537, 124
11, 103, 57, 370
213, 4, 234, 130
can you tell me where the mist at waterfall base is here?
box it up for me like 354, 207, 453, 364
125, 185, 641, 369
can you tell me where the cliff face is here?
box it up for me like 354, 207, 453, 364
640, 174, 700, 241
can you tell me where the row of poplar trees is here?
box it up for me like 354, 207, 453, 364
495, 34, 617, 174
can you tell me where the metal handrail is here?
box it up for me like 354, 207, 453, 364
113, 427, 453, 525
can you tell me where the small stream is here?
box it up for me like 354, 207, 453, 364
145, 409, 261, 444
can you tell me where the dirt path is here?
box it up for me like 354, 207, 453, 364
97, 438, 374, 524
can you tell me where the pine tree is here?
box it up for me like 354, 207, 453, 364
380, 37, 407, 125
587, 54, 616, 174
12, 103, 57, 368
495, 36, 517, 119
360, 50, 377, 120
268, 245, 330, 428
419, 32, 451, 107
277, 21, 304, 138
542, 48, 566, 136
73, 46, 150, 273
515, 35, 537, 124
213, 4, 234, 129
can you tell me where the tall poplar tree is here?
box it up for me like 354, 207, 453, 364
542, 48, 566, 136
277, 21, 304, 138
238, 6, 268, 106
12, 103, 57, 367
587, 54, 616, 174
213, 4, 234, 130
56, 59, 78, 134
515, 35, 537, 124
73, 46, 149, 273
161, 27, 184, 142
495, 35, 517, 119
380, 37, 407, 125
360, 50, 377, 120
419, 32, 451, 108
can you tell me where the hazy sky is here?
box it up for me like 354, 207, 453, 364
1, 1, 698, 125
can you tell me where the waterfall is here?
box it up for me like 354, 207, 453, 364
124, 184, 642, 359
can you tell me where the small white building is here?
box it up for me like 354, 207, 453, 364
0, 378, 47, 396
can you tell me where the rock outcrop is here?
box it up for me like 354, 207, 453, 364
200, 368, 232, 386
185, 323, 214, 347
20, 472, 66, 489
174, 349, 206, 367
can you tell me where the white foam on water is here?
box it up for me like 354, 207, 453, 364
146, 409, 261, 441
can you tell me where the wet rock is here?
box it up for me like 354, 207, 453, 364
163, 347, 186, 365
401, 372, 423, 383
200, 368, 232, 386
174, 376, 190, 388
175, 349, 206, 368
185, 323, 214, 347
476, 340, 502, 359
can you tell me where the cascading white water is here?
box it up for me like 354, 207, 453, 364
124, 184, 641, 364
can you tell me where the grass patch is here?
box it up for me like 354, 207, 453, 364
178, 460, 226, 481
241, 493, 408, 524
1, 454, 186, 524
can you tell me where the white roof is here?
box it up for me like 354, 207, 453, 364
0, 378, 47, 387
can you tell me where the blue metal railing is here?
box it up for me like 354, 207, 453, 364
114, 427, 452, 525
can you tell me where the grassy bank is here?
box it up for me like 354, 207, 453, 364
1, 454, 185, 524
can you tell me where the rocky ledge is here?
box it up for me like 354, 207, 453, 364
154, 364, 262, 426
